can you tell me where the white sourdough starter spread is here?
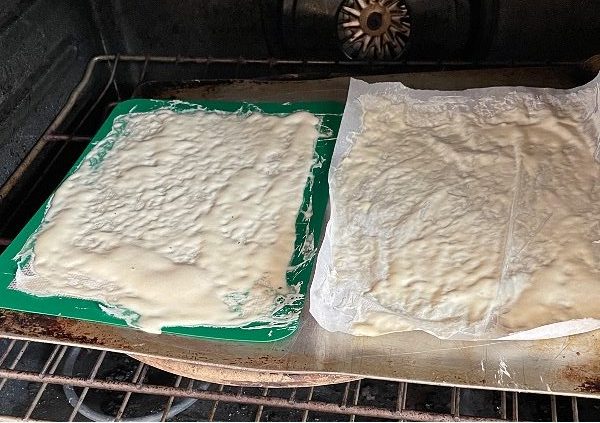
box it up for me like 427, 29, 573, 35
311, 77, 600, 339
12, 107, 319, 333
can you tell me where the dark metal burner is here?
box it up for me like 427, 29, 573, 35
366, 12, 384, 31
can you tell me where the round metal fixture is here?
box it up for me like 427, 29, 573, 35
337, 0, 411, 60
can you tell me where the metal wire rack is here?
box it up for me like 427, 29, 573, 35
0, 56, 599, 421
2, 337, 598, 421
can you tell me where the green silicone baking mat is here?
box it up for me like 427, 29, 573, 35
0, 99, 343, 342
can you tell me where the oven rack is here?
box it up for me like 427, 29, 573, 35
1, 337, 594, 421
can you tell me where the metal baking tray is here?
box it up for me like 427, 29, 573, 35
2, 67, 599, 397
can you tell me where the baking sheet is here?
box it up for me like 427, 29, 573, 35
311, 74, 600, 341
0, 99, 343, 342
2, 70, 600, 397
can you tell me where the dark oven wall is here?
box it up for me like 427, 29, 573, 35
1, 0, 600, 191
0, 0, 103, 191
91, 0, 600, 61
90, 0, 279, 58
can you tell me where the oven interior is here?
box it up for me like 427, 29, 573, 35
1, 0, 600, 421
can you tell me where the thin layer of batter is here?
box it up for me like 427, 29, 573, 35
317, 82, 600, 339
12, 108, 320, 333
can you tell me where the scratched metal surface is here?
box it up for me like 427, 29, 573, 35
1, 308, 599, 397
1, 67, 599, 397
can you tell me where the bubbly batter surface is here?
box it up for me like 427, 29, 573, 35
13, 108, 319, 333
318, 84, 600, 338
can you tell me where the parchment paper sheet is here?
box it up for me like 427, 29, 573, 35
310, 74, 600, 340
